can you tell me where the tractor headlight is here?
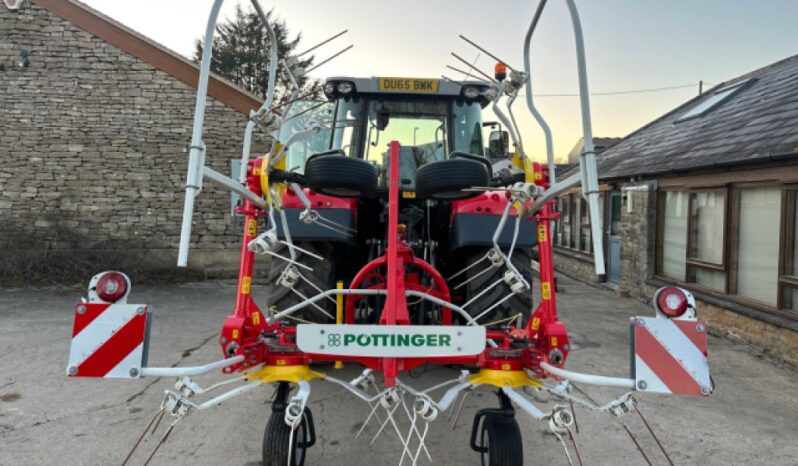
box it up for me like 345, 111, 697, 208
463, 86, 481, 99
336, 81, 354, 94
323, 82, 336, 96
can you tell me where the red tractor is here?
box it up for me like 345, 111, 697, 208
66, 1, 713, 465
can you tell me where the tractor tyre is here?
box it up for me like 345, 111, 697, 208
462, 247, 534, 327
262, 407, 314, 466
416, 158, 489, 199
479, 414, 524, 466
305, 154, 378, 197
265, 242, 335, 323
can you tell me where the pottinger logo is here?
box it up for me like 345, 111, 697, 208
327, 332, 452, 348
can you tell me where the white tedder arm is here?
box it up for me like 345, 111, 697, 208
523, 0, 606, 275
178, 0, 281, 267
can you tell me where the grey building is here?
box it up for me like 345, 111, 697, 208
1, 0, 266, 285
553, 54, 798, 366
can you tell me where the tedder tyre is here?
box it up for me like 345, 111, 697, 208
463, 248, 534, 326
479, 414, 524, 466
262, 407, 313, 466
416, 158, 489, 199
265, 242, 335, 323
480, 414, 524, 466
305, 153, 378, 197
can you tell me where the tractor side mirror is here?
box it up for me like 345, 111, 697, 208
487, 130, 509, 157
376, 107, 390, 130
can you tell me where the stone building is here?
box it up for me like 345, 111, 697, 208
552, 54, 798, 366
0, 0, 266, 285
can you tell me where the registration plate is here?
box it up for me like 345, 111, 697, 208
296, 324, 485, 357
378, 77, 439, 93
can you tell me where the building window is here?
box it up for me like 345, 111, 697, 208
779, 190, 798, 312
571, 196, 581, 250
658, 184, 798, 319
733, 187, 781, 306
554, 193, 605, 255
660, 191, 688, 280
686, 190, 726, 291
561, 197, 571, 248
676, 79, 753, 121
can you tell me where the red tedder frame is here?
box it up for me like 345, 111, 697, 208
217, 143, 571, 385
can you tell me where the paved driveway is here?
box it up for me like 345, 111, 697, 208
1, 275, 796, 465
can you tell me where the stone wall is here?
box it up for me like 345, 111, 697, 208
552, 183, 798, 368
0, 4, 267, 285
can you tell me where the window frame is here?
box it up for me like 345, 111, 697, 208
685, 188, 729, 292
656, 179, 798, 321
778, 187, 798, 310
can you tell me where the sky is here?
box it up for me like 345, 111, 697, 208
82, 0, 798, 163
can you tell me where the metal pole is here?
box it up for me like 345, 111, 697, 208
522, 0, 556, 184
177, 0, 225, 267
564, 0, 606, 275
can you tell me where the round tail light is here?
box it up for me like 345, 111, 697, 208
655, 286, 688, 318
96, 272, 128, 302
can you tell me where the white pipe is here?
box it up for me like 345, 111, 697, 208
239, 115, 257, 183
505, 95, 526, 159
502, 385, 546, 419
523, 0, 556, 183
140, 355, 244, 377
267, 289, 387, 323
249, 0, 278, 110
564, 0, 605, 275
196, 383, 261, 410
492, 97, 520, 157
541, 361, 635, 389
527, 173, 580, 214
203, 166, 268, 209
177, 0, 225, 267
436, 382, 472, 411
237, 0, 279, 181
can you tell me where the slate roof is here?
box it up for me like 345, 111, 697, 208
579, 54, 798, 180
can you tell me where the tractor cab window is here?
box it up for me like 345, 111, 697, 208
278, 100, 334, 174
330, 96, 365, 157
451, 100, 484, 156
364, 99, 449, 175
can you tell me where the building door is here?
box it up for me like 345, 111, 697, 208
607, 191, 622, 284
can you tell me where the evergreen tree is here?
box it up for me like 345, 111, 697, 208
194, 4, 321, 104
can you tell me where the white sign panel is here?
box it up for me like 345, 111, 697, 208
296, 324, 486, 357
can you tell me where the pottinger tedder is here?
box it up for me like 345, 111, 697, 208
66, 1, 713, 465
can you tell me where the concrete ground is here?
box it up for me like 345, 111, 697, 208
1, 275, 797, 466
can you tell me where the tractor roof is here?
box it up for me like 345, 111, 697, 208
324, 76, 491, 98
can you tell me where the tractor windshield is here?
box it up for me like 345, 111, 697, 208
364, 100, 448, 167
281, 95, 486, 177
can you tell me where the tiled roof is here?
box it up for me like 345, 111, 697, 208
581, 54, 798, 180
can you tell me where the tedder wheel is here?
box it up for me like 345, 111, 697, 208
262, 407, 315, 466
478, 414, 524, 466
462, 247, 534, 327
265, 242, 335, 323
416, 158, 490, 199
304, 152, 378, 197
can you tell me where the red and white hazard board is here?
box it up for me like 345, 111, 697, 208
632, 316, 712, 396
67, 303, 150, 378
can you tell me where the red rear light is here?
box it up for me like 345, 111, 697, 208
655, 286, 688, 317
96, 272, 127, 302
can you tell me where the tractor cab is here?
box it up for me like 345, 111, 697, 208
280, 76, 495, 191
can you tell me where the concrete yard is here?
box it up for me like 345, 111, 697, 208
1, 275, 796, 465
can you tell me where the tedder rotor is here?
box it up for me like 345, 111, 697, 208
66, 1, 713, 465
